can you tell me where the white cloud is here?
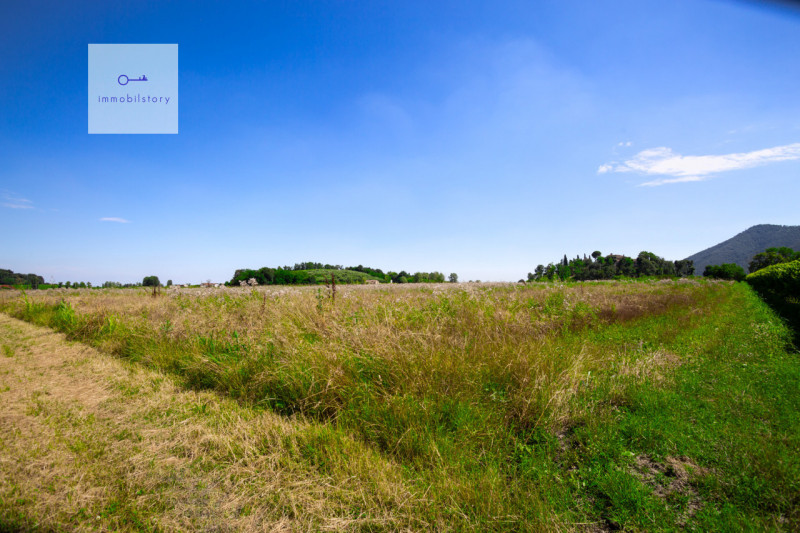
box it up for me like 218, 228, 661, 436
2, 194, 33, 209
99, 217, 131, 223
598, 142, 800, 186
617, 141, 632, 147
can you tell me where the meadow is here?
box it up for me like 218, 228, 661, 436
1, 280, 798, 531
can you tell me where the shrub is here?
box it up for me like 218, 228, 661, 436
746, 259, 800, 298
703, 263, 746, 281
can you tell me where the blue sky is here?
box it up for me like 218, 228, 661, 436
2, 0, 799, 284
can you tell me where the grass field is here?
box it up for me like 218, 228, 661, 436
1, 280, 798, 531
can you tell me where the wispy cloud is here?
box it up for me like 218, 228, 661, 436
2, 194, 33, 209
99, 217, 131, 223
598, 142, 800, 186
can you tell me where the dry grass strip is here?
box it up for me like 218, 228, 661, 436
0, 314, 419, 532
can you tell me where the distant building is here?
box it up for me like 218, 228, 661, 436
365, 279, 380, 285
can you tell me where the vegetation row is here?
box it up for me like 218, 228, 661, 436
528, 250, 694, 282
228, 263, 455, 286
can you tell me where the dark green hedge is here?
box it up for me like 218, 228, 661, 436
746, 259, 800, 297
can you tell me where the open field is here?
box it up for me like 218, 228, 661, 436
1, 281, 798, 531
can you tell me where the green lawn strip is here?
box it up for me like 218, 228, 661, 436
544, 283, 800, 531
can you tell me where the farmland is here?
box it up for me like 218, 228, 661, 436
1, 280, 798, 531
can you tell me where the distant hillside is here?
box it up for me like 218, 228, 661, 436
685, 224, 800, 274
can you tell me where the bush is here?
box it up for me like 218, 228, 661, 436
747, 259, 800, 342
703, 263, 746, 281
746, 259, 800, 298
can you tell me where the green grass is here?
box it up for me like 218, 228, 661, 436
1, 281, 798, 530
543, 283, 800, 530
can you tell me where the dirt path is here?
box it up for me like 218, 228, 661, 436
0, 314, 414, 532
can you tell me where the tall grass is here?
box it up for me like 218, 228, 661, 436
2, 283, 710, 438
3, 280, 796, 530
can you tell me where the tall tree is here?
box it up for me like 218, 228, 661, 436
142, 275, 161, 287
749, 247, 799, 273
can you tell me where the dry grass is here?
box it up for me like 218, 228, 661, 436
630, 455, 710, 527
0, 314, 424, 531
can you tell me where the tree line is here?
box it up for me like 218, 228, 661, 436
528, 251, 694, 282
0, 269, 45, 288
0, 269, 97, 290
0, 268, 173, 290
228, 263, 454, 286
748, 247, 800, 273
